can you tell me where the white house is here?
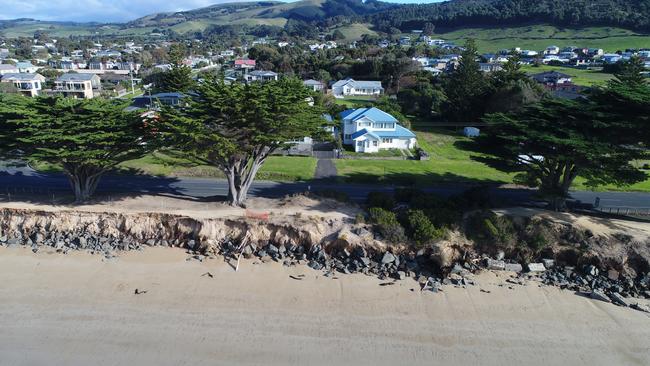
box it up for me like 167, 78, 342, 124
0, 73, 45, 97
245, 70, 278, 82
544, 46, 560, 55
331, 78, 383, 97
341, 107, 417, 153
303, 79, 324, 92
54, 73, 101, 99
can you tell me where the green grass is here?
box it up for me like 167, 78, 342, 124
335, 126, 515, 185
334, 123, 650, 192
33, 151, 317, 182
431, 25, 650, 53
520, 64, 614, 86
329, 23, 376, 41
334, 96, 378, 108
342, 148, 406, 158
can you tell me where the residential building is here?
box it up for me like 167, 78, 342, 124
303, 79, 324, 92
219, 50, 235, 57
234, 59, 256, 70
530, 71, 572, 86
544, 46, 560, 55
0, 73, 45, 97
602, 53, 622, 63
53, 73, 101, 99
16, 61, 39, 73
129, 92, 185, 110
331, 78, 383, 97
341, 107, 417, 153
0, 48, 9, 59
0, 64, 18, 75
479, 63, 503, 72
244, 70, 278, 82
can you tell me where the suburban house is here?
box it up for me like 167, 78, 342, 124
0, 73, 45, 97
129, 92, 186, 110
16, 61, 39, 73
341, 107, 417, 153
479, 63, 503, 73
303, 79, 324, 92
530, 71, 572, 86
331, 78, 383, 97
0, 64, 18, 75
244, 70, 278, 82
234, 59, 256, 70
53, 73, 101, 99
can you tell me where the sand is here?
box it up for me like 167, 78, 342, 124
0, 247, 649, 366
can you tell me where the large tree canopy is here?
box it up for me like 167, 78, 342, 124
11, 97, 152, 202
158, 77, 328, 207
475, 96, 647, 209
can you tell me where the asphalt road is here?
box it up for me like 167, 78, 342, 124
0, 163, 648, 209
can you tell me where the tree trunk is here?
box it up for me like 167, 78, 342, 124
223, 149, 269, 207
63, 164, 105, 203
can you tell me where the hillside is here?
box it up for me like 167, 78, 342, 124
1, 0, 649, 41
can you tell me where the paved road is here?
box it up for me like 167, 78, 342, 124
0, 164, 648, 208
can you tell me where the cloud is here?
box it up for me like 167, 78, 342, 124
0, 0, 240, 22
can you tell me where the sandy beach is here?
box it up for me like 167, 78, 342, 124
0, 246, 649, 366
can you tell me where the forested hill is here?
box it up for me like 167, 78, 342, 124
369, 0, 650, 32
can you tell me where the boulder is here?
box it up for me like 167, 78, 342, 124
527, 263, 546, 272
485, 258, 506, 271
609, 292, 630, 307
504, 263, 523, 273
590, 290, 611, 303
381, 252, 396, 264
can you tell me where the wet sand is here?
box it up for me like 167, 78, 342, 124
0, 246, 649, 366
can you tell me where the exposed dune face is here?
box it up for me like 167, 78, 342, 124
1, 247, 649, 366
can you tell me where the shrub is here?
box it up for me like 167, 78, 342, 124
466, 211, 517, 252
354, 213, 365, 225
406, 209, 446, 246
368, 207, 406, 243
366, 191, 395, 210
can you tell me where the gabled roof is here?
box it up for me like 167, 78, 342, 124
249, 70, 277, 76
0, 64, 17, 71
331, 78, 383, 90
16, 61, 35, 68
530, 71, 571, 81
340, 107, 398, 123
57, 73, 99, 82
303, 79, 323, 86
350, 128, 380, 140
234, 59, 255, 66
1, 73, 44, 81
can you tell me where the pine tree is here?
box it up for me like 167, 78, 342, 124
158, 78, 328, 207
476, 98, 647, 210
13, 97, 153, 202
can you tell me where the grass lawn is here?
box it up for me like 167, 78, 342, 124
334, 96, 378, 109
33, 151, 317, 182
521, 64, 614, 86
335, 126, 515, 185
334, 123, 650, 192
342, 148, 406, 158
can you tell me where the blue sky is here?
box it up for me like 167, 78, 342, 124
0, 0, 443, 23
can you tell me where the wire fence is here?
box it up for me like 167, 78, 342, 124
596, 206, 650, 216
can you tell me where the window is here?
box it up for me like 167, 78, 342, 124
381, 138, 393, 144
344, 134, 351, 140
373, 141, 378, 147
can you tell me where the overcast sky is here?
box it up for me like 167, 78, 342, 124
0, 0, 440, 22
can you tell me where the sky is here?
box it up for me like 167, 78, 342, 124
0, 0, 442, 23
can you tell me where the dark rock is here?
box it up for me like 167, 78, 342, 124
609, 292, 630, 307
590, 290, 611, 303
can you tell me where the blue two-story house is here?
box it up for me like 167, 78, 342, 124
341, 107, 417, 153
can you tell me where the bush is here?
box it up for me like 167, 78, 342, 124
406, 209, 446, 246
466, 211, 517, 252
368, 207, 406, 244
354, 213, 365, 225
366, 191, 395, 210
